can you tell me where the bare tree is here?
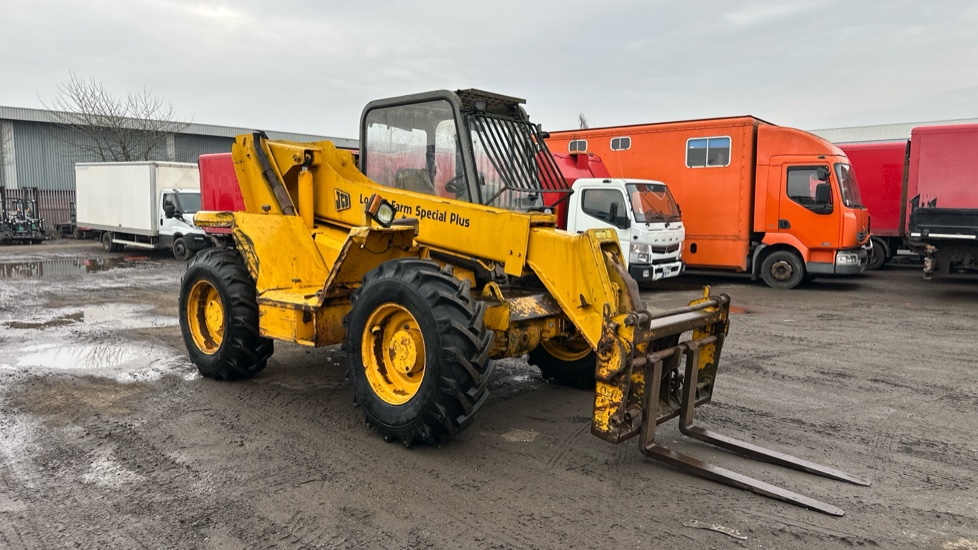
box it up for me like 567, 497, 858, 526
578, 113, 589, 130
42, 72, 190, 162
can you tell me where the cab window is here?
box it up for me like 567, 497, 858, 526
581, 188, 627, 224
786, 166, 833, 214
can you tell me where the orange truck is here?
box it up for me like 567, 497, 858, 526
547, 116, 871, 288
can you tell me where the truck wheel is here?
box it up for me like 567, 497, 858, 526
101, 232, 122, 252
761, 250, 804, 289
528, 338, 595, 389
344, 259, 493, 447
179, 249, 274, 380
172, 237, 192, 261
866, 238, 888, 271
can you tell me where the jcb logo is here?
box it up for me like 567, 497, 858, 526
335, 189, 351, 212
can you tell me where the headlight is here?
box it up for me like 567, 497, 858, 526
630, 243, 651, 264
836, 252, 859, 265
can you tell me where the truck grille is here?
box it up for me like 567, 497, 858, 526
651, 244, 681, 254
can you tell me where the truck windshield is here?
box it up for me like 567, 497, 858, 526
175, 193, 202, 214
626, 182, 681, 223
834, 164, 864, 208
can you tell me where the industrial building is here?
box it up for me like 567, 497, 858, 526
0, 106, 356, 230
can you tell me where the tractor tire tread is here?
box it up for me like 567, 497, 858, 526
179, 249, 273, 381
345, 258, 493, 447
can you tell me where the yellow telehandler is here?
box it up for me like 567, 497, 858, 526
179, 89, 867, 515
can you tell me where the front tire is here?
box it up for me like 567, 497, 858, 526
528, 337, 595, 389
172, 237, 192, 261
866, 238, 888, 271
344, 259, 493, 447
179, 249, 273, 380
760, 250, 805, 289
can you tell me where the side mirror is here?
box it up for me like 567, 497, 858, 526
163, 203, 176, 218
609, 202, 631, 229
817, 166, 830, 181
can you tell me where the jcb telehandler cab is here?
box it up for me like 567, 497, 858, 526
180, 89, 867, 515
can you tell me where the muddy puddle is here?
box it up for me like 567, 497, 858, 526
0, 256, 157, 279
0, 303, 195, 382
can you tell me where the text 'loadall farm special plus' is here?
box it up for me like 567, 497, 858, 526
178, 89, 868, 515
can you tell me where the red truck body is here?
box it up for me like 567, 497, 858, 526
840, 124, 978, 276
545, 152, 611, 229
837, 142, 906, 268
198, 153, 245, 235
906, 124, 978, 277
908, 124, 978, 210
838, 142, 905, 238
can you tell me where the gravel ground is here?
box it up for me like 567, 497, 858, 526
0, 239, 975, 549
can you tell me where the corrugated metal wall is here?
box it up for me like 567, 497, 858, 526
174, 134, 234, 160
3, 124, 237, 230
0, 109, 357, 232
11, 121, 80, 191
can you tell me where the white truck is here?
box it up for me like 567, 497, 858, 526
75, 161, 211, 260
551, 152, 685, 283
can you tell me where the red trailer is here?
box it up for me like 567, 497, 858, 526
841, 124, 978, 278
838, 142, 907, 269
906, 124, 978, 278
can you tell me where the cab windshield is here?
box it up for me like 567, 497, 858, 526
626, 182, 681, 223
834, 164, 864, 208
175, 192, 201, 215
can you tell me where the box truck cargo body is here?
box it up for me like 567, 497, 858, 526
547, 117, 871, 289
75, 161, 210, 260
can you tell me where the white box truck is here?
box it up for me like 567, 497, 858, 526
75, 161, 211, 260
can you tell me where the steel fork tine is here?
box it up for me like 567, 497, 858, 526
679, 343, 871, 487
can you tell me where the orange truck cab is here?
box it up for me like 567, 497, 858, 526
547, 116, 871, 289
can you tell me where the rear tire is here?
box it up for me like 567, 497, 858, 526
179, 249, 273, 380
528, 338, 595, 389
866, 238, 888, 270
101, 232, 123, 252
344, 259, 493, 447
760, 250, 804, 289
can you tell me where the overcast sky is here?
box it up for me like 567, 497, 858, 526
2, 0, 977, 139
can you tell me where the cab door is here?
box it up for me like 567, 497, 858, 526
572, 186, 632, 252
774, 162, 842, 254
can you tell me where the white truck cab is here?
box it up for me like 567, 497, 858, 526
566, 178, 685, 282
160, 189, 209, 259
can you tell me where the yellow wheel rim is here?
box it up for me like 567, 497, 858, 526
540, 336, 592, 362
362, 302, 426, 405
187, 280, 225, 355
